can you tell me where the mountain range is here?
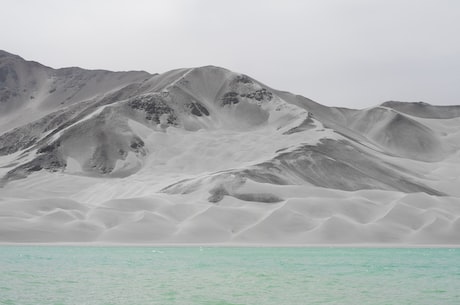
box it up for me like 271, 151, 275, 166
1, 50, 459, 244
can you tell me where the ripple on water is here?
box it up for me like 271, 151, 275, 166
0, 247, 459, 305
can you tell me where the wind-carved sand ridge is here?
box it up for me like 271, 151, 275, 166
1, 50, 460, 244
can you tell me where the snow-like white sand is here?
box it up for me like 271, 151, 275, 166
1, 51, 460, 245
1, 179, 460, 244
1, 118, 460, 244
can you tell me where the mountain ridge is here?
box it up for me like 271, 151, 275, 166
1, 51, 460, 244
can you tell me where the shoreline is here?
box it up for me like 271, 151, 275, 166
1, 242, 459, 248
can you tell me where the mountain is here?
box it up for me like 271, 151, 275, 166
1, 50, 460, 244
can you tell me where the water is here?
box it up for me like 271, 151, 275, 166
0, 247, 459, 305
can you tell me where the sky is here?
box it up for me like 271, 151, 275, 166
2, 0, 459, 108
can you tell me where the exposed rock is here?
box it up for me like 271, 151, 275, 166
241, 88, 273, 101
188, 102, 209, 116
221, 92, 239, 106
235, 74, 253, 84
128, 95, 177, 124
208, 185, 229, 203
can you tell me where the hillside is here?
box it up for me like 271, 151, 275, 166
1, 50, 460, 244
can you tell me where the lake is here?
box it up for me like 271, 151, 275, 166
0, 246, 459, 304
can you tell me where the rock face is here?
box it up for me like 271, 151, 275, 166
1, 50, 460, 244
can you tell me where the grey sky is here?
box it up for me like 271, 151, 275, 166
2, 0, 459, 108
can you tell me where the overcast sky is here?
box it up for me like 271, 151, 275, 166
2, 0, 459, 108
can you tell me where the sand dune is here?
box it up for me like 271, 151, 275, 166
1, 186, 460, 244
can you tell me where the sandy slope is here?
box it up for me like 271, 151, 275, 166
1, 176, 460, 244
1, 118, 459, 244
1, 50, 460, 244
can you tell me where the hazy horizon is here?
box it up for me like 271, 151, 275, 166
2, 0, 459, 108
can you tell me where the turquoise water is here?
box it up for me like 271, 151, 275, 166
0, 247, 459, 305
